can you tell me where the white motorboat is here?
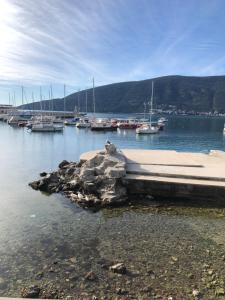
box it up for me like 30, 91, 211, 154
136, 81, 159, 135
31, 122, 63, 132
158, 117, 168, 123
91, 119, 117, 131
64, 118, 79, 126
136, 123, 159, 134
8, 115, 30, 126
76, 118, 91, 128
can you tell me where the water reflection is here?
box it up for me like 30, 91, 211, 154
1, 115, 225, 298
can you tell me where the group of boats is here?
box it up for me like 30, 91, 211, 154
0, 110, 167, 133
0, 79, 168, 134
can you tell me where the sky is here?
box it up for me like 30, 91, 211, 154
1, 0, 225, 105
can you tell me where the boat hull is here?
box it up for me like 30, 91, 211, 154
91, 126, 117, 131
76, 123, 91, 128
136, 126, 159, 134
31, 127, 63, 132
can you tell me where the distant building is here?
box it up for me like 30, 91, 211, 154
0, 104, 14, 114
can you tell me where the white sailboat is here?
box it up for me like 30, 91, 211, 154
136, 81, 159, 134
31, 86, 63, 132
76, 90, 91, 128
91, 78, 116, 131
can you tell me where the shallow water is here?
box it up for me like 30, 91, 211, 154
1, 115, 225, 299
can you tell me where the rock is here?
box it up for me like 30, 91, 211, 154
192, 289, 200, 297
187, 273, 194, 279
142, 286, 152, 293
116, 288, 128, 295
147, 270, 156, 279
105, 166, 126, 178
85, 154, 105, 168
171, 256, 178, 262
29, 181, 40, 190
67, 179, 79, 190
35, 271, 44, 280
79, 167, 95, 182
29, 143, 128, 208
69, 257, 76, 263
40, 172, 47, 177
216, 287, 225, 295
21, 285, 40, 298
84, 271, 97, 281
83, 181, 96, 192
65, 166, 77, 177
109, 263, 127, 274
59, 160, 70, 168
0, 277, 6, 289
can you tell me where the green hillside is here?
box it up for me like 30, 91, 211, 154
21, 75, 225, 113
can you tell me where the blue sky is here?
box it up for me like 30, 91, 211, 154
0, 0, 225, 105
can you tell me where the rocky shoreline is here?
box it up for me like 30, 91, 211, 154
29, 143, 129, 209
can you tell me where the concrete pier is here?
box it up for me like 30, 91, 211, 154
80, 149, 225, 200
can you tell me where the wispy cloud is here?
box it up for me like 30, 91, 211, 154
1, 0, 225, 103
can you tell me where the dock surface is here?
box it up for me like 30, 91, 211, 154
80, 149, 225, 200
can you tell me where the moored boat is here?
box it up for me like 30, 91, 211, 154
31, 122, 63, 132
117, 119, 139, 129
158, 117, 168, 123
18, 120, 28, 127
76, 118, 91, 128
64, 118, 79, 126
8, 115, 31, 126
91, 119, 117, 131
136, 123, 159, 134
136, 81, 160, 135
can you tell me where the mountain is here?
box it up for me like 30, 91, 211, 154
20, 75, 225, 113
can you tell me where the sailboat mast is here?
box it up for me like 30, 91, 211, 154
78, 89, 80, 113
143, 102, 146, 120
40, 87, 43, 121
149, 81, 154, 124
50, 85, 53, 117
8, 92, 11, 105
92, 78, 95, 117
21, 86, 24, 106
13, 91, 16, 107
64, 84, 66, 119
48, 89, 51, 111
32, 92, 34, 111
85, 89, 88, 114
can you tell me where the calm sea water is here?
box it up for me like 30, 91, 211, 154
1, 115, 225, 299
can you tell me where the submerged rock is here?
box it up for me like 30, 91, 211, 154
192, 289, 200, 297
84, 271, 97, 281
0, 277, 6, 289
21, 285, 40, 298
29, 143, 128, 208
109, 263, 127, 274
40, 171, 47, 177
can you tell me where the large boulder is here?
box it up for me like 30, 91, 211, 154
29, 143, 128, 208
